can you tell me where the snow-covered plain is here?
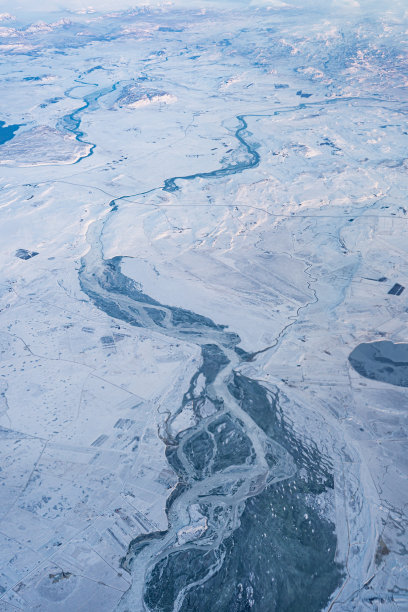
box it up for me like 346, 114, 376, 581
0, 1, 407, 610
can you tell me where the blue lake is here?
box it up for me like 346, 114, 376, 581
0, 120, 21, 145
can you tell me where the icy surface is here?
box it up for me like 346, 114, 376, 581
0, 1, 407, 610
349, 341, 408, 387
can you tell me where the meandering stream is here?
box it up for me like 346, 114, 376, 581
70, 84, 349, 609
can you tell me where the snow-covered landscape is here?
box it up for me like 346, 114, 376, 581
0, 1, 407, 610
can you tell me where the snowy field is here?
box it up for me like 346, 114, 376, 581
0, 1, 407, 610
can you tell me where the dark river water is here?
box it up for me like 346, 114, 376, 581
71, 83, 344, 610
79, 233, 342, 611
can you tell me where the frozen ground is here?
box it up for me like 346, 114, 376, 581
0, 1, 407, 610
